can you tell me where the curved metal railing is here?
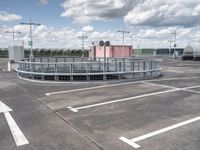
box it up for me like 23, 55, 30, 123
16, 57, 161, 81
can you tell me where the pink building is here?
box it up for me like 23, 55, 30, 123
89, 45, 133, 58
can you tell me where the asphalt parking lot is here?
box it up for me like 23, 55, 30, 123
1, 57, 200, 150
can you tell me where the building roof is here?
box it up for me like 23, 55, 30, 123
94, 45, 132, 47
111, 45, 132, 47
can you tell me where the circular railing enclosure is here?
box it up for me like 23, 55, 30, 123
16, 57, 161, 82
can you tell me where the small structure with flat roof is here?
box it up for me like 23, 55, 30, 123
89, 45, 133, 58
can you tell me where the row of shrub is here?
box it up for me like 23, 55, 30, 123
0, 48, 89, 58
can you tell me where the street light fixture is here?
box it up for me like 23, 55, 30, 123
5, 28, 21, 46
78, 32, 88, 57
20, 17, 41, 58
118, 28, 130, 58
172, 30, 177, 57
168, 40, 174, 57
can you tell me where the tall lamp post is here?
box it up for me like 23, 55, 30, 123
20, 17, 41, 58
172, 30, 177, 57
5, 27, 21, 46
118, 28, 130, 58
78, 32, 88, 57
168, 40, 174, 57
130, 34, 133, 46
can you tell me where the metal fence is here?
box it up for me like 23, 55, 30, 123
16, 57, 161, 81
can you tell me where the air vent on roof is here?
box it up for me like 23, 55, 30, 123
99, 41, 105, 46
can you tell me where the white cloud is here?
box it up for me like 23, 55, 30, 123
1, 25, 196, 49
60, 0, 200, 27
136, 28, 176, 39
1, 23, 199, 49
124, 0, 200, 27
60, 0, 134, 24
57, 0, 200, 48
0, 23, 124, 49
14, 25, 30, 33
0, 11, 22, 23
39, 0, 48, 5
82, 25, 94, 32
133, 26, 200, 48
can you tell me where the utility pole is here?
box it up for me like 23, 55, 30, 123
172, 30, 177, 57
20, 17, 41, 58
5, 28, 21, 46
78, 32, 88, 57
118, 28, 130, 58
130, 34, 133, 46
168, 40, 174, 57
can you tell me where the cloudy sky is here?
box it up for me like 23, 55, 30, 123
0, 0, 200, 49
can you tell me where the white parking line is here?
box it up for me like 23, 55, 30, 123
141, 81, 177, 89
166, 69, 183, 73
144, 82, 200, 94
181, 86, 200, 94
68, 85, 200, 112
183, 89, 200, 94
67, 106, 79, 112
120, 137, 141, 148
68, 88, 180, 112
119, 116, 200, 149
45, 76, 199, 96
45, 81, 141, 96
149, 76, 198, 82
182, 85, 200, 90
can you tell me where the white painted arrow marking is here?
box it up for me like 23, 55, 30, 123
0, 101, 29, 146
0, 101, 12, 113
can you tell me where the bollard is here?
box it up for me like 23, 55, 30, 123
154, 50, 156, 57
7, 61, 11, 72
173, 53, 176, 59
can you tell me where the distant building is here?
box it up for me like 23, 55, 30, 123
134, 49, 155, 56
89, 45, 133, 58
134, 48, 184, 56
